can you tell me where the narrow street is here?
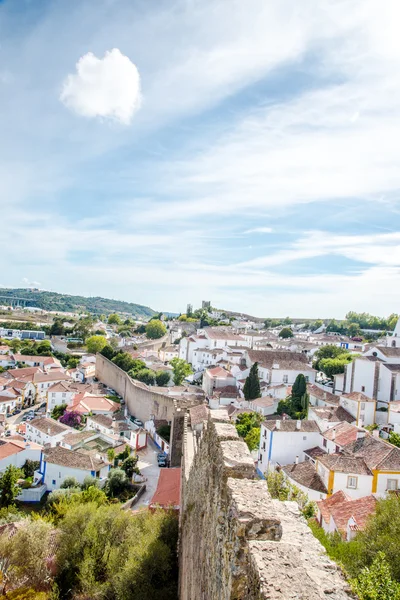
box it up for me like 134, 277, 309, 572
134, 438, 162, 509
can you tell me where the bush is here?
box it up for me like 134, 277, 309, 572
105, 469, 129, 499
60, 477, 80, 489
157, 425, 171, 442
21, 460, 40, 479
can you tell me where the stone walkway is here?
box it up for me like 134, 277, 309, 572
134, 438, 162, 509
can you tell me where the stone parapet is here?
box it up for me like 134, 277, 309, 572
179, 408, 353, 600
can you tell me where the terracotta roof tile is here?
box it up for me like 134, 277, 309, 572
281, 461, 327, 494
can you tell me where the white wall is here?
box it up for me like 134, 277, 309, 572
26, 423, 70, 447
0, 447, 41, 473
44, 462, 109, 490
258, 425, 321, 472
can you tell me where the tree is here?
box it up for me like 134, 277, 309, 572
0, 466, 23, 507
170, 358, 192, 385
51, 404, 67, 420
49, 319, 65, 336
279, 327, 294, 338
243, 362, 261, 400
108, 313, 121, 325
348, 322, 361, 337
351, 552, 400, 600
157, 424, 171, 442
105, 468, 129, 498
313, 344, 351, 372
100, 344, 115, 360
121, 456, 139, 479
81, 475, 100, 490
107, 448, 116, 464
244, 427, 261, 451
112, 352, 139, 372
21, 460, 40, 479
67, 356, 80, 369
289, 374, 309, 418
0, 519, 54, 594
60, 477, 80, 489
86, 335, 107, 354
319, 356, 352, 378
156, 370, 170, 386
389, 432, 400, 448
135, 368, 156, 385
59, 411, 81, 429
145, 319, 167, 340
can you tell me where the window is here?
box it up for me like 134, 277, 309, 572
323, 438, 327, 448
52, 480, 56, 485
59, 472, 62, 478
387, 479, 398, 491
361, 386, 365, 392
62, 393, 66, 398
262, 442, 266, 450
283, 375, 288, 384
52, 393, 55, 397
335, 445, 340, 453
259, 454, 263, 462
303, 436, 307, 441
305, 376, 309, 382
361, 402, 366, 410
347, 476, 358, 489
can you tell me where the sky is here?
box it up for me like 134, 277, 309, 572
1, 0, 400, 319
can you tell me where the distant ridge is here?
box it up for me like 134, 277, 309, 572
0, 288, 156, 319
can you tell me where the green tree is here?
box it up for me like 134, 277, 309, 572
170, 357, 192, 385
235, 412, 262, 438
0, 466, 23, 507
21, 460, 40, 479
86, 335, 108, 354
351, 552, 400, 600
244, 427, 261, 451
157, 424, 171, 442
100, 344, 115, 360
51, 404, 67, 420
155, 370, 171, 386
60, 477, 80, 489
348, 322, 361, 337
389, 432, 400, 448
112, 352, 139, 372
105, 469, 129, 498
81, 476, 100, 490
145, 319, 167, 340
319, 356, 352, 378
278, 327, 294, 338
67, 356, 80, 369
121, 456, 139, 479
107, 448, 116, 464
108, 313, 121, 325
49, 319, 65, 336
135, 368, 156, 385
313, 344, 351, 372
243, 362, 261, 400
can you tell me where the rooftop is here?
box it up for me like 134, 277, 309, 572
342, 392, 375, 403
263, 420, 320, 433
149, 467, 181, 509
28, 417, 71, 437
322, 422, 362, 447
311, 406, 354, 424
247, 350, 315, 372
317, 491, 377, 535
44, 445, 106, 471
189, 404, 209, 427
344, 435, 400, 471
281, 461, 327, 494
317, 453, 371, 475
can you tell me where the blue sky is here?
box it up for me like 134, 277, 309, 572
1, 0, 400, 318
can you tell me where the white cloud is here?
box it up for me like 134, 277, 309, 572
60, 49, 141, 124
244, 227, 273, 234
22, 277, 41, 288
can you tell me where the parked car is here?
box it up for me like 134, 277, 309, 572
157, 455, 168, 467
5, 430, 11, 437
13, 409, 21, 415
133, 419, 143, 427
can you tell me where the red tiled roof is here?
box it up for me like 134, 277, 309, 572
150, 468, 181, 509
322, 422, 361, 447
317, 491, 377, 536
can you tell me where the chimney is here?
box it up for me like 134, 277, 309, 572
332, 428, 336, 441
357, 418, 363, 428
295, 455, 299, 464
47, 428, 51, 435
372, 429, 380, 439
296, 420, 301, 430
275, 420, 281, 430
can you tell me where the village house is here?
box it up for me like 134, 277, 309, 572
308, 405, 355, 432
339, 392, 376, 426
202, 366, 237, 396
159, 345, 179, 362
258, 419, 321, 475
69, 394, 120, 415
316, 491, 377, 540
245, 350, 316, 388
26, 417, 72, 447
0, 439, 42, 473
315, 453, 373, 499
281, 460, 327, 501
86, 412, 131, 438
40, 446, 109, 490
248, 396, 278, 417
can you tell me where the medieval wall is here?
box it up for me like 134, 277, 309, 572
179, 410, 353, 600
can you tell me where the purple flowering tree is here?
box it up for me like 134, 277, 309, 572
60, 411, 82, 429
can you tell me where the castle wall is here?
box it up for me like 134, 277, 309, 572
179, 410, 353, 600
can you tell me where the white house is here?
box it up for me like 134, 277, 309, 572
315, 453, 373, 499
26, 417, 72, 447
86, 413, 131, 438
308, 405, 355, 432
339, 392, 376, 426
316, 491, 377, 540
46, 381, 77, 412
40, 446, 109, 490
202, 366, 237, 396
281, 461, 327, 501
0, 439, 42, 473
258, 419, 321, 475
159, 346, 179, 362
248, 396, 277, 417
245, 350, 316, 387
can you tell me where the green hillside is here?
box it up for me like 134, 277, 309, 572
0, 288, 156, 319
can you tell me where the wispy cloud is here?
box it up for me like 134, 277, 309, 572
244, 227, 273, 234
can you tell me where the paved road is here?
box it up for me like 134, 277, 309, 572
134, 438, 162, 509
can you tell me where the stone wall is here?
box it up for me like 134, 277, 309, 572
179, 410, 353, 600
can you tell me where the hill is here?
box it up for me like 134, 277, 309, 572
0, 288, 156, 319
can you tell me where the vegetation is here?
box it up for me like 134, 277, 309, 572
0, 497, 178, 599
278, 327, 294, 338
0, 467, 23, 508
135, 368, 156, 385
313, 344, 353, 378
235, 412, 262, 451
277, 374, 309, 419
51, 404, 67, 420
0, 288, 156, 319
145, 319, 167, 339
21, 461, 40, 480
112, 353, 143, 373
308, 495, 400, 598
59, 411, 82, 429
243, 362, 261, 401
170, 357, 192, 385
266, 470, 316, 519
156, 425, 171, 442
389, 432, 400, 448
155, 370, 170, 386
85, 335, 108, 354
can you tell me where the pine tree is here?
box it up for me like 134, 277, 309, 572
243, 362, 261, 400
291, 374, 309, 417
